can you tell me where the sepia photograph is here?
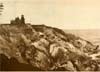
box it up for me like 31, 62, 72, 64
0, 0, 100, 71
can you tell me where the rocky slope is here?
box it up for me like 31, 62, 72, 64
0, 23, 100, 71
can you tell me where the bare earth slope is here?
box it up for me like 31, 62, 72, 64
0, 24, 100, 71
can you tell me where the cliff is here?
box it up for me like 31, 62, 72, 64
0, 23, 100, 71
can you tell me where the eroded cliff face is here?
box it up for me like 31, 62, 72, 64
0, 24, 100, 71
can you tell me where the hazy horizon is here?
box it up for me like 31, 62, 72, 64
64, 29, 100, 45
0, 0, 100, 29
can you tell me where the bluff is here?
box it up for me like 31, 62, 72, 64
0, 19, 100, 71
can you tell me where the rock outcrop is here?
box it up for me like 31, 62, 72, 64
0, 22, 100, 71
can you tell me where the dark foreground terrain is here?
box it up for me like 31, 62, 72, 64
0, 54, 41, 71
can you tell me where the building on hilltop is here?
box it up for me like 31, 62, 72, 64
21, 15, 25, 24
10, 15, 25, 25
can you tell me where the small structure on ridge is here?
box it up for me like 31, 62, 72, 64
10, 15, 25, 25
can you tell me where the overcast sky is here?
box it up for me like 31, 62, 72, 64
0, 0, 100, 29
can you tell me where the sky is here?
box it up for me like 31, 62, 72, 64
0, 0, 100, 29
